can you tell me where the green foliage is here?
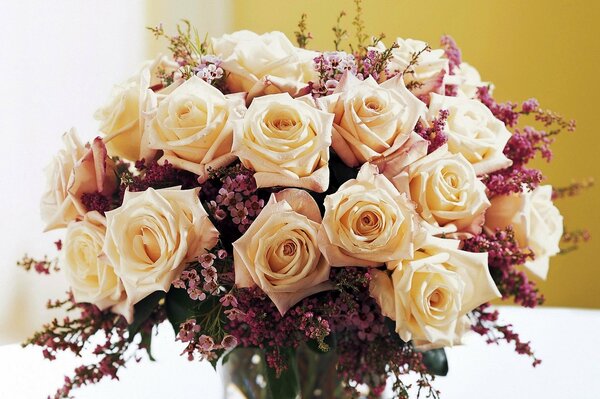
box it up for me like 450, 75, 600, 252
266, 347, 300, 399
127, 291, 165, 339
421, 348, 449, 376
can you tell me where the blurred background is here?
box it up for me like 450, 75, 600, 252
0, 0, 598, 397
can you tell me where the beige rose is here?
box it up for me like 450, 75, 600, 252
62, 211, 129, 320
444, 62, 493, 99
148, 76, 246, 182
428, 93, 512, 175
390, 145, 490, 236
103, 187, 219, 306
371, 38, 448, 96
94, 55, 180, 161
369, 236, 500, 347
317, 72, 427, 174
211, 30, 317, 98
40, 129, 116, 231
484, 185, 563, 279
233, 93, 333, 192
233, 189, 331, 315
318, 163, 425, 267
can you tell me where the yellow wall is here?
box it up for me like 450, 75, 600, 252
232, 0, 600, 308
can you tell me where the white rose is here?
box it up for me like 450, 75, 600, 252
317, 72, 427, 172
428, 93, 512, 175
103, 187, 219, 307
318, 163, 426, 267
62, 212, 129, 319
390, 145, 490, 236
40, 129, 116, 231
233, 93, 333, 192
372, 38, 448, 96
444, 62, 493, 99
233, 189, 331, 315
148, 76, 246, 182
95, 55, 180, 161
212, 30, 317, 97
369, 236, 500, 347
484, 185, 563, 279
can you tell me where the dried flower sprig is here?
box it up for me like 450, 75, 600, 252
294, 13, 312, 49
17, 254, 59, 274
332, 11, 348, 51
470, 303, 541, 367
552, 178, 595, 199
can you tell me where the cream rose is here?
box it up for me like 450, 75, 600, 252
484, 185, 563, 279
233, 189, 331, 315
148, 76, 246, 182
233, 93, 333, 192
40, 130, 117, 231
212, 30, 317, 98
318, 163, 425, 267
444, 62, 493, 99
317, 72, 427, 174
371, 38, 448, 96
390, 145, 490, 236
369, 236, 500, 347
95, 55, 180, 161
62, 211, 129, 319
103, 187, 219, 306
428, 93, 512, 175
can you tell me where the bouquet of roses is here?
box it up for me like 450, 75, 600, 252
20, 5, 589, 399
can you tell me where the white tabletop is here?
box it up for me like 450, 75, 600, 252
1, 306, 599, 399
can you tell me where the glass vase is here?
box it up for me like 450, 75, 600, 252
218, 344, 346, 399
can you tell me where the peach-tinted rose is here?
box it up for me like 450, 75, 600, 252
95, 55, 180, 161
371, 38, 449, 96
148, 76, 246, 182
233, 189, 331, 315
484, 185, 563, 279
390, 145, 490, 236
319, 163, 426, 267
62, 211, 129, 320
428, 93, 512, 175
317, 72, 427, 173
103, 187, 219, 308
233, 93, 333, 192
40, 129, 116, 231
212, 30, 317, 98
369, 236, 500, 347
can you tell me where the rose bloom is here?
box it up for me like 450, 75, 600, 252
233, 189, 331, 315
371, 38, 448, 96
211, 30, 317, 97
390, 145, 490, 236
484, 185, 563, 279
319, 163, 425, 267
62, 211, 129, 320
94, 55, 180, 161
103, 187, 219, 307
370, 236, 500, 347
40, 129, 117, 231
148, 76, 246, 182
317, 72, 427, 174
428, 93, 512, 175
444, 62, 493, 99
233, 93, 333, 192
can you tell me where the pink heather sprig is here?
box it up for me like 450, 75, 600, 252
462, 227, 544, 308
81, 191, 111, 215
560, 228, 592, 254
440, 35, 462, 74
17, 254, 59, 274
415, 109, 449, 154
470, 303, 541, 367
172, 252, 227, 301
310, 51, 359, 97
177, 319, 238, 362
552, 177, 595, 199
23, 292, 162, 399
193, 55, 227, 91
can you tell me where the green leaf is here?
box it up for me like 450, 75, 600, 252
266, 347, 300, 399
140, 330, 156, 361
165, 288, 198, 331
127, 291, 165, 340
422, 348, 449, 376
